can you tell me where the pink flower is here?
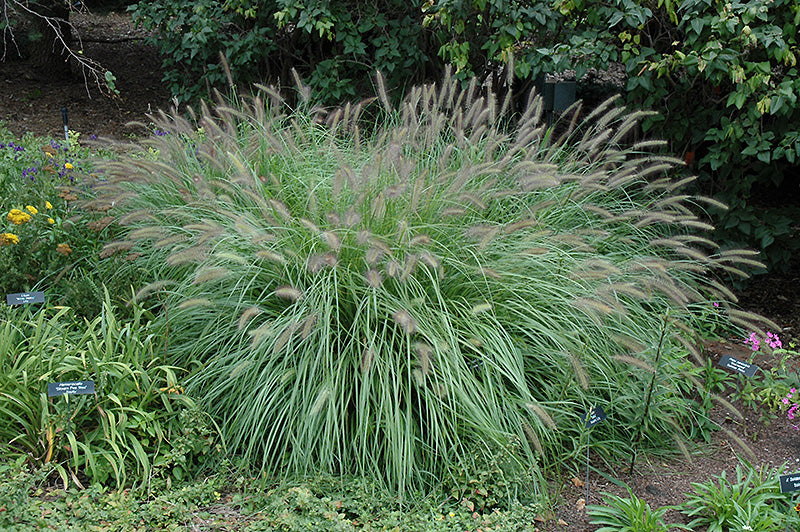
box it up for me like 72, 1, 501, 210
784, 398, 790, 405
744, 332, 760, 351
713, 302, 720, 308
792, 388, 797, 394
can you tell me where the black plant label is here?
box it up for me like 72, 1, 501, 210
780, 474, 800, 493
47, 380, 95, 397
583, 405, 607, 429
6, 291, 45, 306
718, 354, 758, 377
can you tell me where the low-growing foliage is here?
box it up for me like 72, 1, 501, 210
0, 297, 222, 489
586, 486, 675, 532
94, 74, 765, 496
679, 462, 800, 531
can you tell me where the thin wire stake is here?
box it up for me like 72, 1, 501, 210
585, 428, 590, 504
61, 108, 69, 145
66, 393, 72, 434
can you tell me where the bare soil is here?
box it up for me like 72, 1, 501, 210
1, 10, 172, 140
2, 10, 800, 531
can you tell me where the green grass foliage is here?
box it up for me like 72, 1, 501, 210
0, 298, 222, 489
93, 75, 763, 495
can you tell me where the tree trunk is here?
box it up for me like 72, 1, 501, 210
26, 0, 73, 80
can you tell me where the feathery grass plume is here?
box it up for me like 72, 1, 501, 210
193, 266, 230, 284
93, 73, 764, 499
392, 309, 417, 335
525, 403, 557, 430
566, 352, 589, 390
613, 355, 656, 373
134, 279, 175, 301
177, 298, 214, 309
238, 306, 262, 330
275, 286, 304, 301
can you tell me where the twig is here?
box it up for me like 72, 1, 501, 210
2, 0, 117, 98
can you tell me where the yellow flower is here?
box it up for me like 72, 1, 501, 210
48, 217, 55, 225
64, 163, 74, 170
45, 201, 53, 210
0, 233, 19, 246
26, 205, 38, 215
56, 243, 73, 256
7, 209, 32, 225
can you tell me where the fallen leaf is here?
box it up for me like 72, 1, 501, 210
534, 515, 545, 522
571, 476, 585, 488
558, 518, 568, 527
575, 498, 586, 512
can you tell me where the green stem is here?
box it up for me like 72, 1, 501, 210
628, 312, 669, 475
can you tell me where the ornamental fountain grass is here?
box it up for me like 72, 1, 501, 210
92, 72, 772, 499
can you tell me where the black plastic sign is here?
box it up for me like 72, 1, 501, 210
583, 405, 607, 429
6, 291, 45, 306
719, 354, 758, 377
780, 474, 800, 493
47, 380, 95, 397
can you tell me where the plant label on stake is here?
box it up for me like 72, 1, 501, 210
6, 291, 45, 306
47, 380, 95, 434
779, 473, 800, 529
582, 405, 607, 505
718, 354, 758, 378
584, 405, 607, 429
47, 381, 96, 397
779, 473, 800, 493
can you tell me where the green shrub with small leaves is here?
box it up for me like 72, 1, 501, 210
94, 75, 763, 497
129, 0, 438, 104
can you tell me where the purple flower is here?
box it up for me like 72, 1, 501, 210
21, 167, 39, 182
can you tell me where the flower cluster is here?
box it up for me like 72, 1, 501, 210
765, 331, 782, 349
0, 232, 19, 246
744, 331, 782, 351
783, 388, 799, 430
7, 208, 33, 225
3, 202, 57, 243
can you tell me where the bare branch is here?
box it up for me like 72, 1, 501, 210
1, 0, 118, 98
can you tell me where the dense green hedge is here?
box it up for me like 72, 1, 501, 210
131, 0, 800, 273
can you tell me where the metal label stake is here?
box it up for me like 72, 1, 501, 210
583, 405, 607, 504
61, 108, 69, 144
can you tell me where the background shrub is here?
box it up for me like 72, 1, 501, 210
132, 0, 800, 274
130, 0, 440, 104
92, 76, 763, 496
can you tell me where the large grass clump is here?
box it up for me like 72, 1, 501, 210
93, 74, 765, 496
